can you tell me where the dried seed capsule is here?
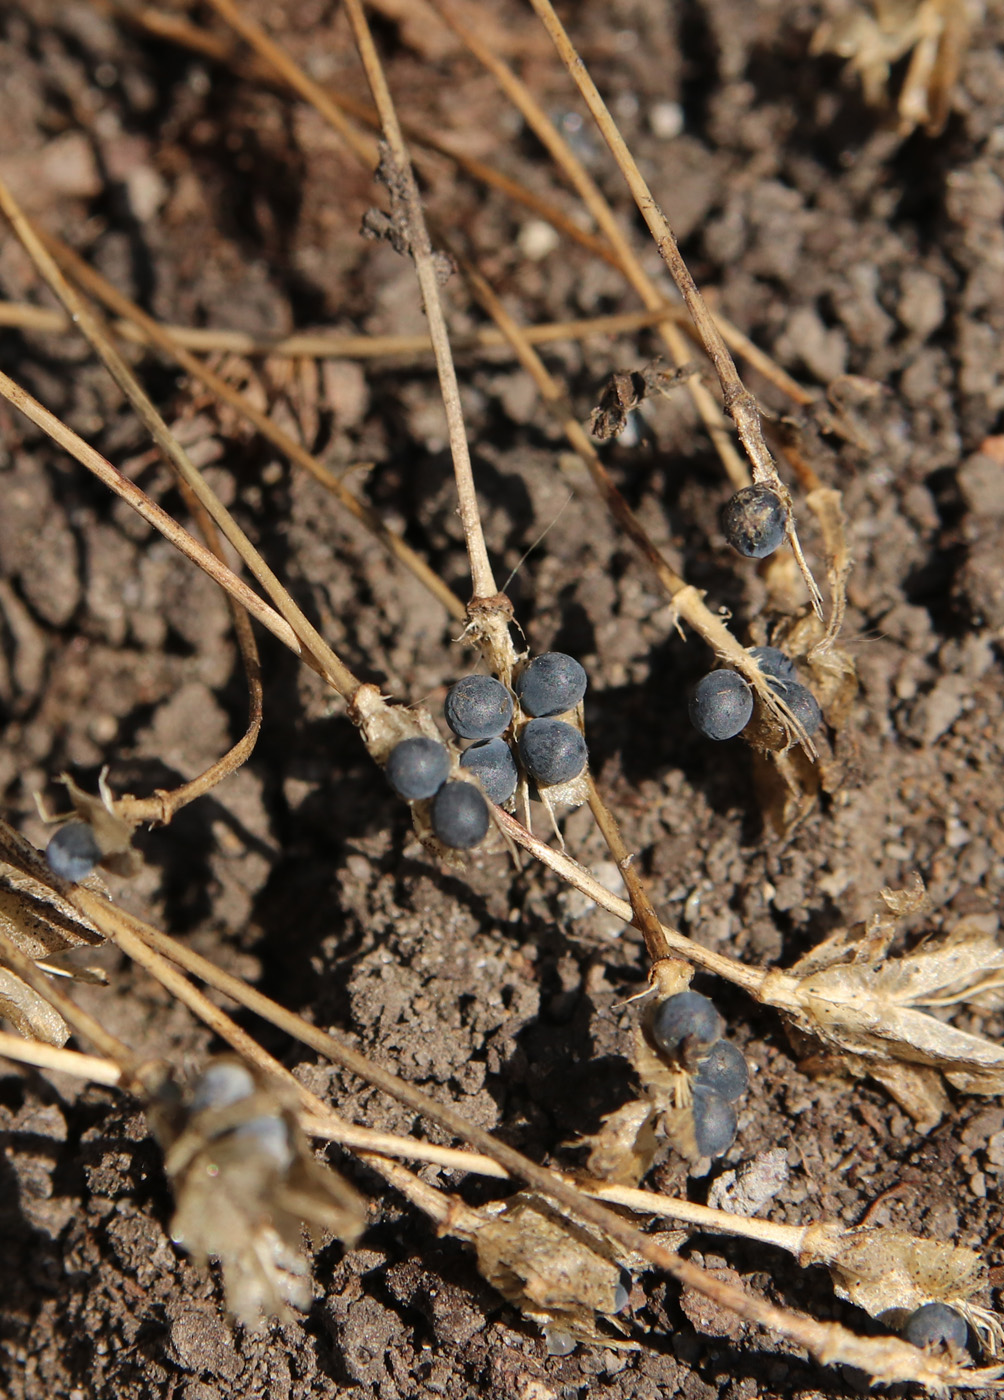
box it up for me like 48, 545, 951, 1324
444, 674, 514, 740
902, 1302, 969, 1354
688, 670, 753, 741
748, 645, 796, 682
768, 676, 822, 736
45, 821, 102, 883
692, 1085, 738, 1157
385, 737, 451, 801
431, 780, 490, 849
514, 652, 588, 718
518, 718, 588, 786
721, 485, 787, 558
459, 737, 518, 805
694, 1039, 749, 1103
651, 991, 724, 1061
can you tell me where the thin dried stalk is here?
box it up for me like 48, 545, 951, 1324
0, 368, 303, 658
0, 1031, 123, 1086
341, 0, 498, 611
0, 299, 685, 361
526, 0, 824, 617
431, 0, 748, 490
43, 231, 465, 624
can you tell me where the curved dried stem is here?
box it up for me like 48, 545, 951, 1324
430, 0, 748, 491
524, 0, 824, 618
0, 174, 361, 698
42, 231, 466, 625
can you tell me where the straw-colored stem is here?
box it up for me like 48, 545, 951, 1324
0, 299, 684, 362
585, 775, 673, 965
0, 368, 304, 659
43, 231, 466, 625
0, 1031, 123, 1086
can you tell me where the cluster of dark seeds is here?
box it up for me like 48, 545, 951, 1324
689, 645, 822, 742
650, 990, 748, 1158
721, 484, 787, 559
45, 820, 102, 882
382, 653, 588, 851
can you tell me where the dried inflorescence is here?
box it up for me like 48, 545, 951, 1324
151, 1058, 366, 1327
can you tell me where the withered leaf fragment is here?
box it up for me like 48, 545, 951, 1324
154, 1058, 366, 1327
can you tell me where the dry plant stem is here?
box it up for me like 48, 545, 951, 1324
526, 0, 823, 617
0, 178, 360, 699
0, 299, 684, 362
0, 369, 305, 660
0, 924, 138, 1079
458, 261, 812, 747
341, 0, 497, 609
43, 232, 466, 625
585, 775, 673, 965
0, 825, 991, 1388
431, 0, 748, 491
0, 1031, 123, 1086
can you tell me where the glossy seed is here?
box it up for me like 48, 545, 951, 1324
748, 645, 796, 682
768, 677, 822, 736
514, 652, 588, 717
459, 738, 518, 805
190, 1061, 256, 1113
651, 991, 725, 1061
385, 736, 451, 801
45, 821, 102, 883
444, 674, 514, 740
903, 1302, 969, 1353
431, 781, 490, 849
694, 1039, 749, 1103
689, 670, 754, 741
518, 718, 588, 786
721, 485, 787, 559
692, 1085, 738, 1157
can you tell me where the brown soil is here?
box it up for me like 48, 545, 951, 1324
2, 2, 1003, 1397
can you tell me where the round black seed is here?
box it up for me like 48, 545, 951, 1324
459, 738, 518, 805
514, 652, 588, 717
431, 781, 490, 849
689, 670, 754, 741
385, 737, 451, 801
903, 1303, 969, 1354
748, 645, 796, 682
518, 718, 588, 786
694, 1039, 749, 1103
444, 674, 514, 740
45, 821, 102, 883
651, 991, 725, 1061
692, 1085, 738, 1157
768, 677, 822, 736
721, 485, 787, 559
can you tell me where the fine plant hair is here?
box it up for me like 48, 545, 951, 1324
0, 1, 999, 1394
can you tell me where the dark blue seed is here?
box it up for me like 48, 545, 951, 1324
651, 991, 724, 1060
190, 1061, 256, 1113
903, 1303, 969, 1353
748, 646, 796, 682
692, 1085, 738, 1157
722, 485, 787, 559
460, 738, 518, 805
232, 1114, 294, 1168
518, 719, 587, 786
694, 1040, 749, 1103
45, 822, 102, 882
689, 670, 753, 741
444, 675, 514, 740
768, 677, 822, 736
431, 781, 490, 849
515, 652, 588, 718
385, 737, 451, 800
